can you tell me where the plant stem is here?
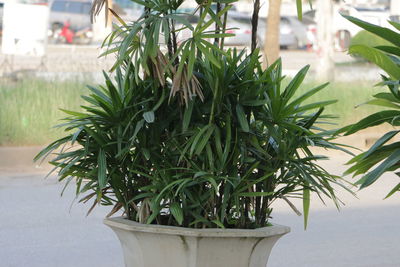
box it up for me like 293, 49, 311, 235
255, 182, 261, 225
214, 3, 221, 45
251, 0, 261, 53
220, 5, 228, 50
166, 18, 174, 60
208, 77, 219, 124
171, 21, 179, 65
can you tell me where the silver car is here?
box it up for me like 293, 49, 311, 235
174, 14, 252, 46
224, 13, 311, 49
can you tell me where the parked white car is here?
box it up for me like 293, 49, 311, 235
303, 4, 391, 51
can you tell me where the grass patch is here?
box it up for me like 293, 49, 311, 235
297, 79, 386, 128
0, 77, 388, 146
0, 78, 87, 145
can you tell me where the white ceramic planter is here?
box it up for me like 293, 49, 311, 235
104, 217, 290, 267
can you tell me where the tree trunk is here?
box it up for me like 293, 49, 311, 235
316, 0, 335, 81
264, 0, 282, 66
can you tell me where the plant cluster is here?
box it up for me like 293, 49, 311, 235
36, 0, 349, 229
342, 16, 400, 198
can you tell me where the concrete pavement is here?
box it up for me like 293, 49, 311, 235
1, 154, 399, 267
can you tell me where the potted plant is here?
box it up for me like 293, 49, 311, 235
35, 1, 351, 266
340, 16, 400, 198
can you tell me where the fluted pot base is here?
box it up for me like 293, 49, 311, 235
104, 217, 290, 267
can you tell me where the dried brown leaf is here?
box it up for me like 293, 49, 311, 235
109, 8, 127, 27
106, 202, 123, 218
282, 196, 302, 216
90, 0, 110, 25
138, 199, 151, 223
79, 192, 96, 203
86, 199, 98, 216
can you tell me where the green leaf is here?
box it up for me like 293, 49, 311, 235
182, 101, 194, 132
287, 83, 329, 111
201, 33, 235, 38
170, 203, 184, 225
303, 185, 310, 230
236, 104, 249, 132
389, 20, 400, 31
214, 127, 223, 161
362, 130, 400, 159
373, 92, 400, 103
238, 192, 273, 197
190, 125, 212, 156
241, 99, 269, 106
211, 220, 225, 228
152, 88, 166, 111
142, 148, 150, 160
375, 45, 400, 57
98, 149, 107, 189
187, 42, 196, 79
155, 179, 190, 204
349, 45, 400, 80
344, 15, 400, 47
384, 183, 400, 199
206, 7, 224, 28
295, 100, 337, 114
345, 143, 400, 176
345, 110, 400, 135
167, 14, 194, 31
59, 109, 87, 118
360, 99, 400, 109
358, 150, 400, 188
282, 65, 310, 103
222, 114, 232, 166
34, 136, 71, 162
143, 111, 155, 123
194, 125, 215, 155
197, 43, 221, 68
296, 0, 302, 21
84, 126, 107, 146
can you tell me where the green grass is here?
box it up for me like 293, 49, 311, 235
297, 79, 386, 127
0, 78, 387, 145
0, 78, 87, 145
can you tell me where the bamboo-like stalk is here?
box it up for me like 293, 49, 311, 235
220, 5, 229, 50
166, 18, 174, 60
214, 3, 222, 45
251, 0, 261, 53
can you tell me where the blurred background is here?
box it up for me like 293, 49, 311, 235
2, 1, 400, 267
0, 0, 398, 147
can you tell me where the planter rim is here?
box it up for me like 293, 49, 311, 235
104, 217, 290, 238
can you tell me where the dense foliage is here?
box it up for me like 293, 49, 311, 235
342, 16, 400, 198
36, 0, 349, 229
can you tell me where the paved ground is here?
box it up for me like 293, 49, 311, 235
1, 150, 399, 267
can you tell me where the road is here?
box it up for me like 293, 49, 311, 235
0, 153, 399, 267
